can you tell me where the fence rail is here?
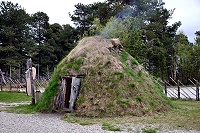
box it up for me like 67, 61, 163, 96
0, 75, 49, 93
1, 70, 200, 101
161, 77, 200, 101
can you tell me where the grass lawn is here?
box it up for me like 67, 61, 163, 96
0, 91, 36, 113
0, 91, 31, 103
62, 99, 200, 132
0, 91, 200, 132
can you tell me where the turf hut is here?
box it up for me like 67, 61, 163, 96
36, 36, 170, 117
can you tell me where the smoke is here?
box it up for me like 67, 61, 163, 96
93, 0, 164, 39
98, 5, 143, 39
99, 16, 142, 38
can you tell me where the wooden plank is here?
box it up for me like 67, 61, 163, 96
69, 77, 81, 111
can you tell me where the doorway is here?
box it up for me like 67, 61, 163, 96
61, 75, 84, 112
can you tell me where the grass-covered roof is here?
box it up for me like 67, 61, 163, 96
36, 36, 170, 117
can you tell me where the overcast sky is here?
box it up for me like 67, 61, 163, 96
8, 0, 200, 42
163, 0, 200, 42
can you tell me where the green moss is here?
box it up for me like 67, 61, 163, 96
129, 82, 136, 88
136, 96, 142, 102
113, 71, 124, 78
35, 58, 65, 112
35, 37, 171, 117
122, 51, 129, 61
124, 68, 136, 78
150, 100, 157, 107
136, 77, 146, 82
73, 58, 83, 71
119, 98, 131, 108
151, 75, 171, 103
66, 63, 73, 68
131, 58, 138, 65
76, 96, 86, 104
138, 70, 142, 77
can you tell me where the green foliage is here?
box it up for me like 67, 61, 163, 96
31, 11, 49, 45
76, 96, 86, 104
124, 68, 136, 78
129, 82, 136, 88
70, 2, 114, 37
0, 0, 192, 81
66, 63, 73, 68
113, 72, 124, 78
121, 51, 129, 62
74, 58, 83, 71
9, 104, 37, 114
0, 1, 30, 70
46, 23, 77, 69
142, 128, 157, 133
35, 60, 63, 112
0, 1, 78, 74
119, 98, 131, 108
136, 96, 142, 102
138, 70, 142, 77
131, 58, 138, 65
88, 18, 105, 36
102, 123, 121, 131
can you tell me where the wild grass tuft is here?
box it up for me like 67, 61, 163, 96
136, 96, 142, 102
129, 82, 136, 88
74, 58, 83, 71
9, 104, 37, 114
121, 51, 129, 62
113, 71, 124, 78
66, 63, 73, 68
138, 70, 142, 77
131, 58, 138, 65
142, 128, 157, 133
102, 123, 121, 131
124, 68, 136, 78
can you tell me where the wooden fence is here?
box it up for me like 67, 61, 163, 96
158, 77, 199, 101
0, 75, 49, 93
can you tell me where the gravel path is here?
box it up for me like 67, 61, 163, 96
0, 112, 118, 133
1, 111, 200, 133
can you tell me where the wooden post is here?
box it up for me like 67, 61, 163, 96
9, 78, 12, 91
37, 64, 39, 80
9, 65, 12, 91
164, 80, 167, 95
36, 90, 41, 103
178, 80, 180, 99
0, 75, 2, 91
196, 80, 199, 101
27, 58, 35, 104
0, 69, 2, 91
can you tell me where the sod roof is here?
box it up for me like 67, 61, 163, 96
36, 36, 170, 117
